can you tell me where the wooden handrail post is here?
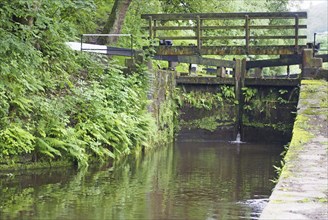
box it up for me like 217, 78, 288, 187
80, 34, 83, 52
245, 15, 250, 55
149, 16, 153, 39
200, 19, 203, 47
196, 16, 201, 50
153, 19, 157, 38
294, 14, 299, 53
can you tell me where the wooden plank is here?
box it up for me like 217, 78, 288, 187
251, 35, 307, 39
244, 78, 300, 87
107, 47, 134, 56
201, 25, 245, 30
141, 12, 307, 20
178, 56, 235, 68
176, 76, 235, 85
246, 55, 302, 68
249, 25, 307, 29
150, 45, 307, 55
202, 36, 245, 40
142, 25, 307, 31
149, 26, 195, 30
157, 36, 197, 40
153, 55, 236, 68
176, 77, 300, 87
315, 54, 328, 62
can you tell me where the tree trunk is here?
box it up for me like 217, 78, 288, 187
97, 0, 132, 45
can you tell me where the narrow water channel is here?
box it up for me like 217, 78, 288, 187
0, 141, 283, 220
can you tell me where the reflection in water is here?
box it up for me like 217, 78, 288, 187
0, 141, 282, 220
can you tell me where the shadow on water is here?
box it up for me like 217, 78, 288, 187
0, 138, 284, 220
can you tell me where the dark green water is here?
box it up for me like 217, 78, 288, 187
0, 141, 283, 220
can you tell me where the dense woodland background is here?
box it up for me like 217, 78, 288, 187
0, 0, 326, 167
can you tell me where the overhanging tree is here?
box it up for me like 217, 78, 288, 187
97, 0, 132, 45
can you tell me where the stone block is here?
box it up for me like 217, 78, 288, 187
302, 49, 313, 68
302, 68, 318, 79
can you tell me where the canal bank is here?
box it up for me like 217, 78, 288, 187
0, 67, 177, 171
260, 79, 328, 219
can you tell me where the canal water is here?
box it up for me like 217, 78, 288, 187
0, 140, 283, 220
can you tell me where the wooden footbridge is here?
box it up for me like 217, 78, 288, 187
68, 12, 327, 141
71, 12, 327, 85
141, 12, 327, 84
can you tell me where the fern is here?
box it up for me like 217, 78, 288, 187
35, 138, 62, 159
0, 125, 35, 157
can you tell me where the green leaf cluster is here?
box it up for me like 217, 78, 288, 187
177, 85, 236, 110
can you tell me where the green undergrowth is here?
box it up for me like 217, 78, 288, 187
0, 55, 157, 169
0, 1, 160, 169
242, 87, 297, 112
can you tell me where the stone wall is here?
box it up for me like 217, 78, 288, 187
147, 70, 177, 142
260, 79, 328, 219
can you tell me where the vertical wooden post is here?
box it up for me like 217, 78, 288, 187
149, 16, 153, 39
254, 68, 262, 78
80, 34, 83, 52
153, 20, 157, 38
200, 19, 203, 48
130, 34, 134, 60
234, 59, 241, 138
294, 14, 299, 53
241, 58, 246, 88
234, 59, 246, 141
245, 15, 250, 55
196, 16, 201, 50
217, 67, 226, 78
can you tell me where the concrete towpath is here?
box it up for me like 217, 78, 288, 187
260, 79, 328, 220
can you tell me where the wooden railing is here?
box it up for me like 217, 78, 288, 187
141, 12, 308, 55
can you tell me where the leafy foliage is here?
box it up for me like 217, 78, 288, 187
0, 1, 155, 168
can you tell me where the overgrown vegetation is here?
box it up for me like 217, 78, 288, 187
0, 1, 159, 168
177, 85, 298, 134
176, 86, 236, 110
176, 86, 237, 131
242, 87, 298, 133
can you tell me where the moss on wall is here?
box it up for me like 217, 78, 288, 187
177, 84, 298, 138
176, 86, 237, 134
180, 115, 235, 132
147, 70, 177, 145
